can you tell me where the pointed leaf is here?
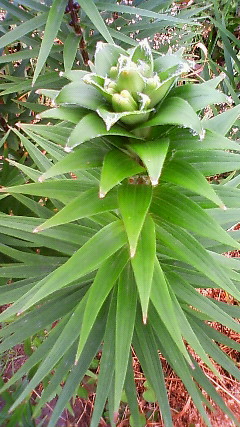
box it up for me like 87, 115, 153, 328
63, 33, 80, 72
156, 222, 240, 300
114, 265, 137, 413
203, 104, 240, 135
131, 215, 156, 322
99, 149, 145, 198
151, 259, 193, 367
162, 159, 225, 208
38, 143, 106, 182
39, 106, 86, 124
78, 0, 113, 44
94, 42, 127, 77
118, 183, 152, 257
35, 188, 118, 232
56, 81, 105, 110
66, 113, 137, 150
138, 97, 204, 137
128, 138, 169, 186
170, 82, 227, 111
151, 186, 240, 249
33, 0, 66, 84
76, 249, 128, 360
133, 312, 173, 427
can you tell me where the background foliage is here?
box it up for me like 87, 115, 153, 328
0, 1, 239, 426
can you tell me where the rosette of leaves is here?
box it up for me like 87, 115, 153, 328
0, 40, 240, 427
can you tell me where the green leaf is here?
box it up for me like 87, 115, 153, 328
128, 138, 169, 186
56, 81, 105, 110
48, 304, 107, 427
35, 187, 118, 232
32, 0, 66, 84
150, 259, 193, 367
90, 295, 116, 427
39, 106, 86, 124
131, 215, 156, 322
0, 13, 47, 49
38, 143, 106, 182
114, 265, 137, 415
94, 42, 127, 77
118, 183, 152, 257
203, 104, 240, 135
168, 272, 240, 333
97, 106, 153, 130
76, 249, 128, 360
63, 33, 80, 72
151, 186, 240, 249
162, 159, 225, 208
133, 312, 173, 427
66, 113, 136, 150
170, 82, 227, 111
156, 222, 240, 300
99, 149, 145, 198
0, 220, 126, 320
138, 97, 204, 138
78, 0, 113, 44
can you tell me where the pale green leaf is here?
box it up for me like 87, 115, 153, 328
131, 215, 156, 322
114, 265, 137, 414
66, 113, 136, 150
118, 183, 152, 257
128, 138, 169, 186
33, 0, 66, 84
99, 149, 145, 198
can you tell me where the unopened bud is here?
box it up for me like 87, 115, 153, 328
109, 66, 118, 80
112, 90, 138, 112
116, 69, 145, 94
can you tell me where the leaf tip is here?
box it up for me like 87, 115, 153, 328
150, 177, 158, 186
0, 187, 6, 192
99, 190, 106, 199
130, 246, 136, 258
38, 175, 45, 183
33, 227, 41, 233
221, 204, 227, 211
64, 146, 72, 153
143, 314, 147, 324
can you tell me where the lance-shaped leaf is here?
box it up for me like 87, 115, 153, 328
128, 138, 169, 186
151, 186, 240, 249
34, 188, 118, 232
33, 0, 66, 85
38, 143, 106, 182
162, 159, 225, 208
56, 81, 105, 110
131, 215, 156, 323
97, 106, 153, 130
114, 265, 137, 415
90, 295, 116, 427
131, 39, 153, 76
203, 104, 240, 136
0, 220, 127, 319
170, 82, 227, 111
156, 222, 240, 300
150, 259, 193, 367
133, 311, 173, 427
63, 33, 80, 72
138, 97, 204, 138
39, 106, 86, 124
82, 73, 112, 102
76, 250, 128, 362
99, 149, 145, 198
66, 113, 136, 150
118, 183, 152, 257
94, 42, 127, 77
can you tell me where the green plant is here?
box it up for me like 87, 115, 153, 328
0, 39, 240, 426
